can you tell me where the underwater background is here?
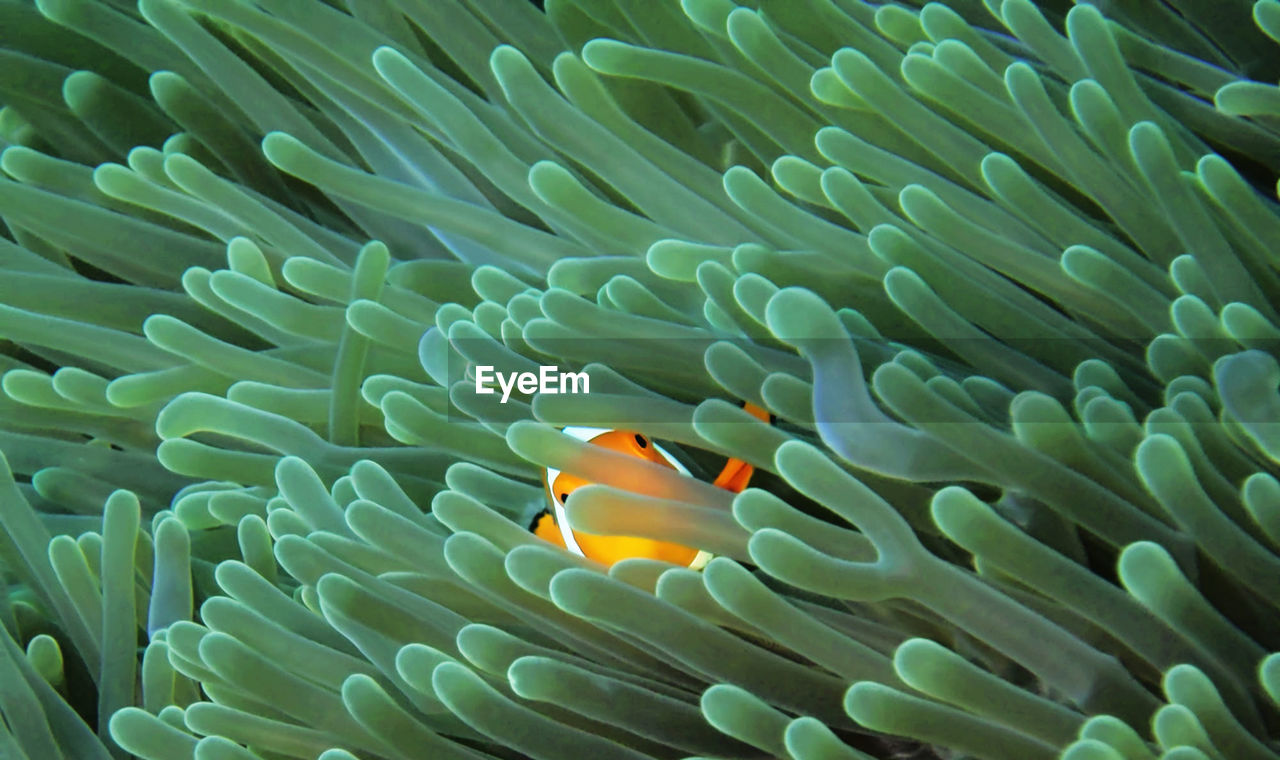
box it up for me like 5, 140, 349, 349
3, 0, 1280, 758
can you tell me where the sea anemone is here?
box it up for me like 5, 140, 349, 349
3, 0, 1280, 758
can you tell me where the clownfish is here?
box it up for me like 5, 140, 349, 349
531, 403, 770, 568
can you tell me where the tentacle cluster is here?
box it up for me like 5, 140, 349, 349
2, 1, 1280, 759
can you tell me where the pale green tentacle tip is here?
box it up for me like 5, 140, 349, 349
1152, 704, 1217, 757
110, 706, 195, 757
160, 151, 213, 192
580, 38, 638, 75
1117, 540, 1177, 589
260, 131, 309, 172
1259, 653, 1280, 706
0, 145, 41, 178
1161, 664, 1211, 705
1134, 432, 1194, 492
26, 634, 65, 688
1257, 0, 1280, 43
147, 69, 188, 99
226, 238, 275, 287
1242, 473, 1280, 543
490, 43, 533, 82
700, 683, 788, 755
1078, 714, 1157, 760
680, 0, 733, 29
32, 0, 77, 23
929, 484, 990, 536
785, 716, 873, 759
370, 44, 407, 75
764, 287, 841, 346
1128, 120, 1166, 155
645, 240, 733, 282
843, 682, 903, 727
1214, 82, 1280, 118
1214, 350, 1280, 458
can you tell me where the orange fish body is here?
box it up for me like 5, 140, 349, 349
533, 403, 769, 568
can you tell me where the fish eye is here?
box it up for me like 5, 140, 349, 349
559, 491, 570, 503
634, 434, 647, 448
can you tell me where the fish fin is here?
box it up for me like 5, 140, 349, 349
711, 402, 769, 492
740, 401, 772, 424
532, 510, 567, 548
713, 458, 755, 493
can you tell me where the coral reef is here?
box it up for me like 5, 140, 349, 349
3, 0, 1280, 758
